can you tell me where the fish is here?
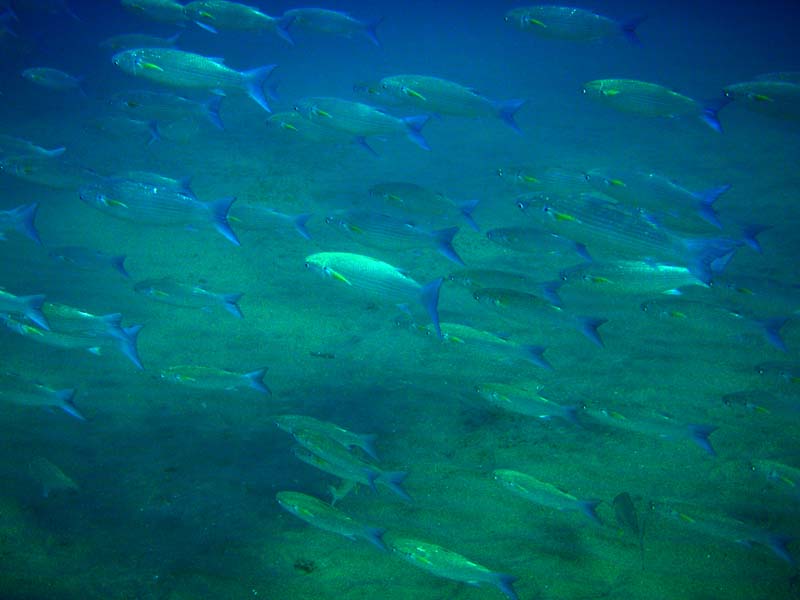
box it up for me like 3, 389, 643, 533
110, 89, 224, 130
78, 175, 240, 246
582, 79, 726, 132
493, 468, 601, 523
485, 225, 592, 262
367, 181, 479, 231
448, 269, 564, 306
755, 71, 800, 84
182, 0, 293, 43
274, 414, 378, 460
475, 382, 578, 423
84, 115, 162, 146
99, 31, 181, 51
378, 74, 526, 133
504, 5, 645, 44
48, 246, 130, 278
0, 202, 40, 244
721, 389, 789, 416
583, 168, 730, 229
21, 67, 83, 92
559, 260, 708, 296
160, 365, 270, 395
0, 155, 101, 189
0, 134, 65, 159
0, 373, 83, 420
723, 80, 800, 121
120, 0, 189, 24
134, 277, 244, 318
283, 8, 381, 46
754, 361, 800, 385
750, 459, 800, 495
28, 457, 79, 498
324, 209, 464, 265
497, 165, 593, 196
613, 492, 645, 568
304, 252, 443, 337
265, 110, 351, 144
389, 536, 518, 600
111, 48, 276, 113
516, 193, 741, 284
473, 286, 607, 347
0, 288, 48, 329
293, 96, 430, 150
276, 490, 386, 550
228, 203, 312, 239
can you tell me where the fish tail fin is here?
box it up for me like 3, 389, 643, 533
13, 202, 41, 244
760, 317, 789, 352
100, 313, 123, 330
242, 64, 277, 113
560, 405, 581, 426
209, 196, 240, 246
194, 20, 218, 34
381, 471, 412, 501
578, 316, 607, 348
699, 96, 732, 133
205, 95, 225, 130
574, 241, 593, 262
687, 424, 717, 456
146, 120, 161, 146
119, 324, 144, 369
401, 115, 430, 150
42, 146, 66, 158
54, 388, 85, 421
365, 526, 388, 551
694, 184, 729, 228
740, 223, 771, 254
364, 16, 383, 47
110, 255, 130, 278
19, 294, 48, 330
222, 293, 244, 319
245, 367, 271, 395
540, 280, 564, 307
520, 345, 552, 370
683, 237, 742, 284
359, 433, 380, 461
167, 30, 182, 45
457, 199, 480, 231
579, 499, 603, 524
275, 15, 295, 45
433, 226, 464, 265
766, 534, 795, 565
419, 277, 443, 338
493, 98, 526, 134
292, 213, 313, 240
620, 15, 647, 45
491, 573, 519, 600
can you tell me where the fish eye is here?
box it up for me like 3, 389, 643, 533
324, 216, 334, 224
496, 168, 504, 177
303, 262, 310, 269
639, 302, 649, 312
516, 200, 528, 211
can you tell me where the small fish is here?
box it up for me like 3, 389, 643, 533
723, 80, 800, 121
183, 0, 293, 42
283, 8, 381, 46
379, 74, 526, 133
28, 457, 79, 498
134, 277, 244, 318
583, 79, 726, 132
83, 115, 161, 146
112, 48, 276, 113
754, 361, 800, 385
49, 246, 129, 278
389, 536, 518, 600
485, 225, 591, 262
0, 134, 65, 159
494, 468, 601, 523
99, 31, 181, 51
160, 365, 270, 394
0, 202, 40, 244
22, 67, 83, 92
0, 374, 83, 420
448, 269, 563, 306
265, 110, 351, 144
120, 0, 189, 24
110, 89, 224, 130
750, 459, 800, 495
275, 414, 378, 460
368, 181, 479, 230
0, 155, 100, 189
559, 260, 708, 296
276, 490, 386, 550
504, 5, 645, 44
304, 251, 443, 337
0, 288, 47, 329
293, 96, 430, 150
228, 203, 311, 239
475, 382, 578, 423
497, 165, 593, 196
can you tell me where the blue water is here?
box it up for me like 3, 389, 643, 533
1, 1, 799, 598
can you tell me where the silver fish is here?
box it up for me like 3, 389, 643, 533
134, 277, 244, 318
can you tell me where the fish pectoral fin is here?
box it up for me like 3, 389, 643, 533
140, 62, 165, 72
601, 89, 620, 97
280, 122, 298, 131
402, 86, 426, 101
105, 198, 129, 209
346, 224, 364, 234
312, 107, 333, 119
199, 10, 215, 19
324, 267, 352, 285
522, 175, 539, 183
527, 18, 547, 27
751, 93, 773, 103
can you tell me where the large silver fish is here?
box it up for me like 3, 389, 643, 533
0, 373, 83, 420
723, 80, 800, 121
183, 0, 292, 42
493, 468, 601, 522
120, 0, 188, 24
504, 5, 644, 44
283, 8, 381, 46
135, 277, 244, 317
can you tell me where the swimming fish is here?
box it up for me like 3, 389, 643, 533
0, 288, 48, 329
99, 31, 182, 52
275, 414, 378, 460
160, 365, 271, 395
559, 260, 708, 296
0, 374, 83, 420
723, 80, 800, 121
367, 181, 479, 231
28, 457, 79, 498
22, 67, 83, 92
475, 382, 577, 423
504, 5, 645, 44
48, 246, 130, 278
120, 0, 189, 25
283, 8, 381, 46
0, 202, 40, 244
134, 277, 244, 318
228, 203, 312, 239
110, 89, 224, 130
0, 134, 65, 159
182, 0, 292, 43
0, 155, 100, 189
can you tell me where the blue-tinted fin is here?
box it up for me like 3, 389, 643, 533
760, 317, 789, 352
574, 242, 592, 262
20, 294, 48, 330
402, 115, 430, 150
166, 31, 182, 45
687, 424, 717, 456
275, 15, 295, 45
492, 98, 526, 135
578, 499, 603, 524
363, 17, 383, 47
54, 388, 85, 421
99, 313, 123, 331
620, 15, 647, 45
146, 120, 161, 146
194, 20, 218, 34
209, 196, 240, 246
740, 223, 771, 254
358, 433, 379, 461
245, 367, 271, 395
265, 81, 280, 103
419, 277, 443, 338
694, 184, 729, 228
42, 146, 66, 158
433, 227, 464, 265
457, 199, 480, 231
13, 202, 41, 245
765, 534, 795, 565
699, 96, 732, 133
520, 344, 552, 370
119, 324, 144, 369
292, 213, 312, 240
539, 280, 563, 307
560, 405, 581, 426
111, 254, 131, 279
242, 64, 277, 113
491, 573, 519, 600
205, 95, 224, 130
380, 470, 411, 501
222, 292, 244, 318
578, 316, 607, 348
683, 237, 742, 284
365, 526, 388, 551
